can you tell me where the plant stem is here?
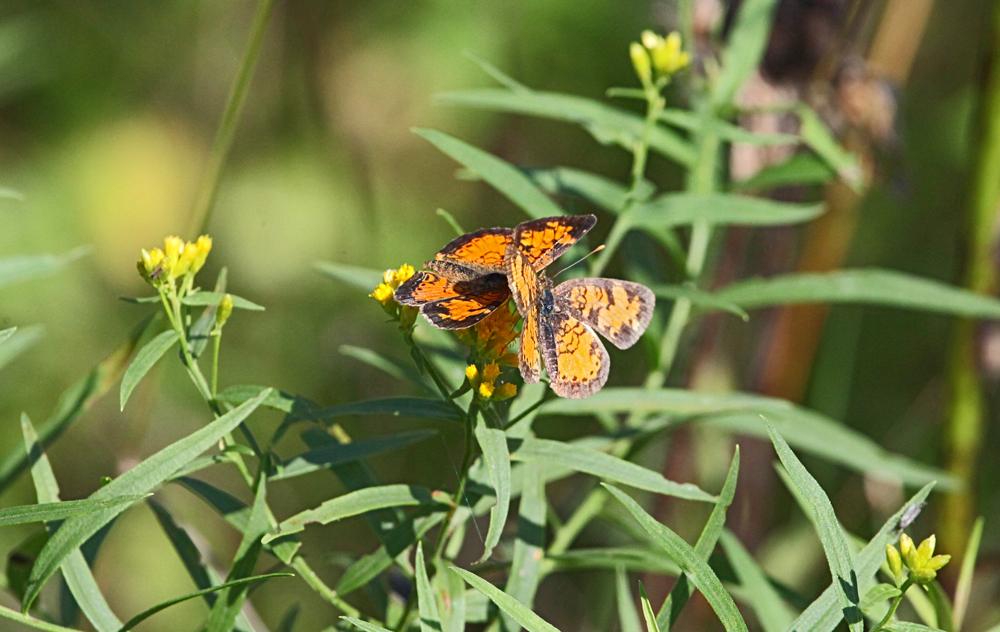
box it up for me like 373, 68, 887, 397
432, 401, 480, 562
186, 0, 276, 238
211, 332, 221, 398
290, 556, 360, 618
872, 579, 913, 632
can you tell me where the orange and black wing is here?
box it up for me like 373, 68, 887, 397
434, 227, 512, 273
518, 305, 541, 384
552, 278, 655, 349
513, 215, 597, 271
396, 270, 510, 329
505, 243, 541, 317
395, 271, 459, 306
538, 308, 609, 399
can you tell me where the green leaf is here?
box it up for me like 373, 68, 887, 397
656, 448, 739, 629
22, 390, 271, 611
189, 267, 229, 359
541, 388, 956, 489
0, 325, 43, 373
452, 567, 563, 632
272, 430, 437, 481
763, 419, 861, 632
119, 329, 180, 410
437, 89, 696, 166
0, 315, 158, 496
508, 437, 715, 502
181, 291, 265, 311
712, 0, 782, 107
0, 247, 89, 291
297, 398, 462, 424
719, 530, 796, 632
649, 285, 748, 320
954, 516, 984, 632
342, 617, 394, 632
436, 557, 467, 632
732, 153, 834, 191
415, 543, 443, 632
414, 128, 565, 220
340, 345, 434, 395
315, 261, 383, 291
718, 269, 1000, 320
630, 194, 823, 229
792, 484, 934, 632
206, 476, 271, 632
147, 500, 218, 607
658, 109, 798, 146
501, 462, 546, 632
603, 485, 748, 632
544, 547, 680, 575
0, 604, 81, 632
859, 584, 901, 610
886, 623, 946, 632
638, 582, 661, 632
527, 166, 641, 213
216, 384, 296, 413
122, 573, 292, 632
797, 105, 864, 191
0, 496, 147, 527
475, 419, 511, 563
266, 484, 446, 541
617, 567, 643, 632
22, 415, 123, 632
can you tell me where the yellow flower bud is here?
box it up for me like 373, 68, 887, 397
465, 364, 480, 384
216, 294, 234, 328
886, 544, 903, 582
394, 264, 415, 286
482, 362, 501, 385
916, 534, 935, 566
164, 236, 184, 278
926, 554, 951, 572
383, 269, 396, 286
494, 383, 517, 401
899, 534, 917, 568
370, 283, 395, 306
650, 31, 690, 76
190, 235, 212, 274
641, 30, 663, 50
175, 242, 197, 277
479, 381, 495, 399
630, 42, 652, 86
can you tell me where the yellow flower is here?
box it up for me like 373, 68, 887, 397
479, 381, 495, 399
394, 264, 415, 286
630, 42, 652, 86
482, 362, 501, 385
460, 300, 520, 362
465, 364, 480, 384
635, 30, 689, 81
897, 533, 951, 585
190, 235, 212, 274
163, 236, 185, 279
216, 294, 234, 328
494, 383, 517, 401
371, 283, 395, 306
886, 544, 903, 584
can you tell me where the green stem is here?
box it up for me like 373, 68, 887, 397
289, 557, 360, 618
186, 0, 276, 238
432, 401, 480, 563
872, 579, 913, 632
211, 332, 221, 398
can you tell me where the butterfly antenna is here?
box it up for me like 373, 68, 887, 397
552, 245, 605, 278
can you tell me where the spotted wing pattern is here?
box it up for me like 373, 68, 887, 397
513, 215, 597, 271
396, 270, 509, 329
420, 286, 511, 329
539, 308, 610, 399
552, 278, 655, 349
434, 227, 512, 271
505, 244, 541, 317
519, 305, 541, 384
395, 271, 460, 305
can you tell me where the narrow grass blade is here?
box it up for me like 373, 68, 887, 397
798, 105, 863, 191
147, 500, 217, 606
343, 617, 394, 632
657, 448, 739, 629
638, 582, 661, 632
452, 567, 563, 632
630, 194, 823, 229
415, 543, 442, 632
763, 418, 861, 632
181, 291, 265, 310
266, 484, 446, 541
215, 384, 296, 412
123, 573, 291, 632
436, 89, 696, 166
0, 325, 43, 373
475, 419, 511, 563
859, 584, 901, 610
649, 285, 748, 320
544, 547, 680, 576
335, 512, 444, 595
527, 166, 638, 213
414, 128, 564, 220
119, 329, 180, 410
712, 0, 781, 107
0, 496, 147, 527
0, 315, 158, 495
22, 415, 122, 632
719, 530, 796, 632
886, 623, 944, 632
294, 398, 462, 424
658, 109, 797, 145
272, 430, 437, 481
315, 261, 384, 291
603, 485, 748, 632
954, 517, 985, 632
277, 604, 300, 632
732, 153, 834, 191
510, 437, 714, 502
718, 269, 1000, 319
22, 390, 271, 611
206, 477, 271, 632
340, 345, 434, 394
437, 558, 467, 632
502, 462, 545, 632
0, 605, 81, 632
0, 247, 89, 290
617, 567, 643, 632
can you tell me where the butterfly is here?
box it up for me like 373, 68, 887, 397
505, 224, 655, 399
395, 215, 598, 329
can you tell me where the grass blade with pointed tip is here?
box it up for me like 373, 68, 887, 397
617, 567, 643, 632
712, 0, 781, 107
603, 484, 748, 632
452, 567, 563, 632
121, 573, 292, 632
0, 605, 81, 632
416, 543, 442, 632
315, 261, 384, 291
718, 269, 1000, 319
0, 496, 147, 527
119, 329, 179, 410
0, 325, 44, 373
509, 437, 715, 502
437, 558, 467, 632
502, 462, 545, 632
630, 194, 823, 229
657, 448, 739, 630
544, 547, 680, 576
266, 484, 445, 541
22, 414, 123, 632
272, 430, 437, 481
475, 419, 511, 563
0, 247, 89, 290
954, 516, 984, 632
639, 582, 660, 632
415, 128, 565, 220
719, 530, 796, 632
762, 418, 861, 632
181, 291, 265, 310
343, 617, 394, 632
22, 390, 271, 612
215, 384, 296, 412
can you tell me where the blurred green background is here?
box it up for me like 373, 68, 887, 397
0, 0, 997, 630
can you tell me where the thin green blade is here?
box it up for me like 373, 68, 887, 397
119, 329, 180, 410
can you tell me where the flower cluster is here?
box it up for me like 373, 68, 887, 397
886, 534, 951, 586
370, 265, 418, 328
454, 300, 519, 365
630, 31, 689, 86
466, 362, 516, 402
138, 235, 212, 290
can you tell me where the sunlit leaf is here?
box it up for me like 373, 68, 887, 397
315, 261, 384, 291
712, 0, 782, 107
475, 419, 511, 563
527, 167, 642, 213
649, 285, 748, 320
452, 567, 563, 632
630, 194, 823, 229
0, 247, 89, 291
119, 330, 180, 410
639, 582, 661, 632
0, 325, 43, 373
215, 384, 296, 413
954, 517, 984, 632
0, 496, 146, 527
859, 584, 901, 610
544, 547, 680, 576
272, 430, 437, 481
501, 462, 546, 632
343, 617, 394, 632
181, 291, 264, 311
720, 530, 796, 632
659, 109, 797, 145
414, 543, 442, 632
886, 623, 945, 632
617, 567, 643, 632
0, 604, 81, 632
732, 153, 834, 191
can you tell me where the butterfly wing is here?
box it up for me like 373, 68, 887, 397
518, 304, 541, 384
539, 306, 610, 399
396, 271, 510, 329
552, 278, 655, 349
433, 227, 512, 272
513, 214, 597, 271
395, 271, 459, 305
505, 243, 541, 317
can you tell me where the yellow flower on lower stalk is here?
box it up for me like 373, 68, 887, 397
371, 265, 418, 326
471, 361, 517, 402
456, 300, 520, 363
